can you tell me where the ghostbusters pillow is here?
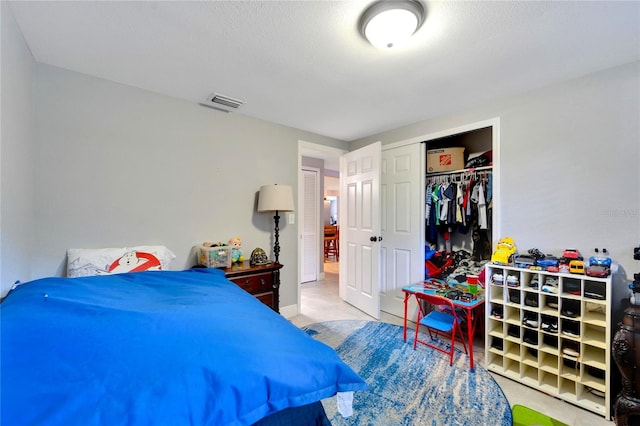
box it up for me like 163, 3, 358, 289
67, 246, 176, 277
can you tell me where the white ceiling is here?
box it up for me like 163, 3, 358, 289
9, 1, 640, 142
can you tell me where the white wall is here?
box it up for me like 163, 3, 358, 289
0, 3, 36, 296
351, 61, 640, 307
28, 64, 346, 307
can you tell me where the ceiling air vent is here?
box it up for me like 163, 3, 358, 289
200, 92, 245, 113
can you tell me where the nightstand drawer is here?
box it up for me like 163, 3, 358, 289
229, 274, 272, 293
222, 261, 283, 313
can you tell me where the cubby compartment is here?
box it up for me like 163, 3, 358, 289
540, 371, 559, 393
539, 352, 559, 375
505, 305, 521, 325
504, 358, 520, 376
522, 329, 538, 346
560, 356, 580, 381
583, 324, 606, 349
540, 314, 558, 335
584, 280, 606, 301
583, 300, 606, 326
582, 365, 606, 391
522, 346, 539, 367
560, 378, 579, 399
504, 341, 521, 361
562, 277, 582, 296
523, 291, 539, 309
560, 297, 581, 319
490, 268, 505, 286
507, 288, 521, 305
484, 264, 611, 419
506, 323, 520, 340
488, 318, 504, 337
541, 295, 559, 315
577, 385, 607, 416
489, 285, 504, 303
541, 333, 559, 354
486, 351, 504, 370
523, 271, 539, 289
489, 302, 504, 319
489, 336, 504, 353
561, 319, 581, 339
582, 345, 606, 370
522, 311, 539, 330
521, 364, 538, 387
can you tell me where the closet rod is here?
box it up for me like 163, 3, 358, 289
426, 165, 492, 177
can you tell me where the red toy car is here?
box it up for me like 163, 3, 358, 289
586, 265, 610, 278
562, 248, 582, 260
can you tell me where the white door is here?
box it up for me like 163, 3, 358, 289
300, 168, 319, 283
380, 143, 424, 318
339, 142, 381, 319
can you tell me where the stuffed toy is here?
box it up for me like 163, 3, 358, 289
229, 237, 244, 263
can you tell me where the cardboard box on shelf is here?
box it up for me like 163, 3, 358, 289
427, 147, 465, 173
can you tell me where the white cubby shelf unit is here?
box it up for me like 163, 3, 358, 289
484, 264, 612, 419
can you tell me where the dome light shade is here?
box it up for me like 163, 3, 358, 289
359, 1, 425, 49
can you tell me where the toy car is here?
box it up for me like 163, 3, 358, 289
491, 237, 517, 265
561, 248, 583, 264
514, 254, 536, 268
537, 257, 559, 269
589, 248, 612, 267
586, 265, 610, 277
569, 260, 585, 274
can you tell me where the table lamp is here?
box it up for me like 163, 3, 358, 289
257, 184, 294, 264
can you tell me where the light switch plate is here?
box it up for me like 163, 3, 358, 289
287, 213, 295, 225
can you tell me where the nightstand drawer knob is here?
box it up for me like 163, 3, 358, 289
260, 279, 265, 286
244, 280, 250, 287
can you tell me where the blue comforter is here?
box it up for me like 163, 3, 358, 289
1, 269, 367, 425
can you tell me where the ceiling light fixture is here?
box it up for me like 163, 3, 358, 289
359, 0, 426, 49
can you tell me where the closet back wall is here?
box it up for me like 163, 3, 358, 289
31, 64, 346, 308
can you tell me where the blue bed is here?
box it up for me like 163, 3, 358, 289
1, 268, 367, 425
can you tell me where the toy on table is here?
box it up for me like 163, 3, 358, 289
228, 237, 244, 263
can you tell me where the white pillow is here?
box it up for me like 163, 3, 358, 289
67, 246, 176, 277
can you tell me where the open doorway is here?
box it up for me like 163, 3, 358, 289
323, 173, 339, 268
298, 142, 345, 313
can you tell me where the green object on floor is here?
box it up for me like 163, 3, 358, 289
511, 404, 569, 426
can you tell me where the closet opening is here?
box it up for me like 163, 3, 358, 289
424, 125, 493, 283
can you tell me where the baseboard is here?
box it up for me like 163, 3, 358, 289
280, 303, 298, 319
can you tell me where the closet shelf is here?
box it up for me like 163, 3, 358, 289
426, 165, 492, 177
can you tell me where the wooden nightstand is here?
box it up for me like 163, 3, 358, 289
222, 261, 283, 313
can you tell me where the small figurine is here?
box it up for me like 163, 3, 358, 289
229, 237, 244, 263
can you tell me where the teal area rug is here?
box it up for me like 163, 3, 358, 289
303, 320, 512, 426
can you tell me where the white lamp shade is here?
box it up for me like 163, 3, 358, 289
257, 184, 294, 212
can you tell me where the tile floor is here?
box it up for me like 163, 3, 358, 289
289, 261, 613, 426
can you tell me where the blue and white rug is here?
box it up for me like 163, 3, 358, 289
303, 320, 512, 426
